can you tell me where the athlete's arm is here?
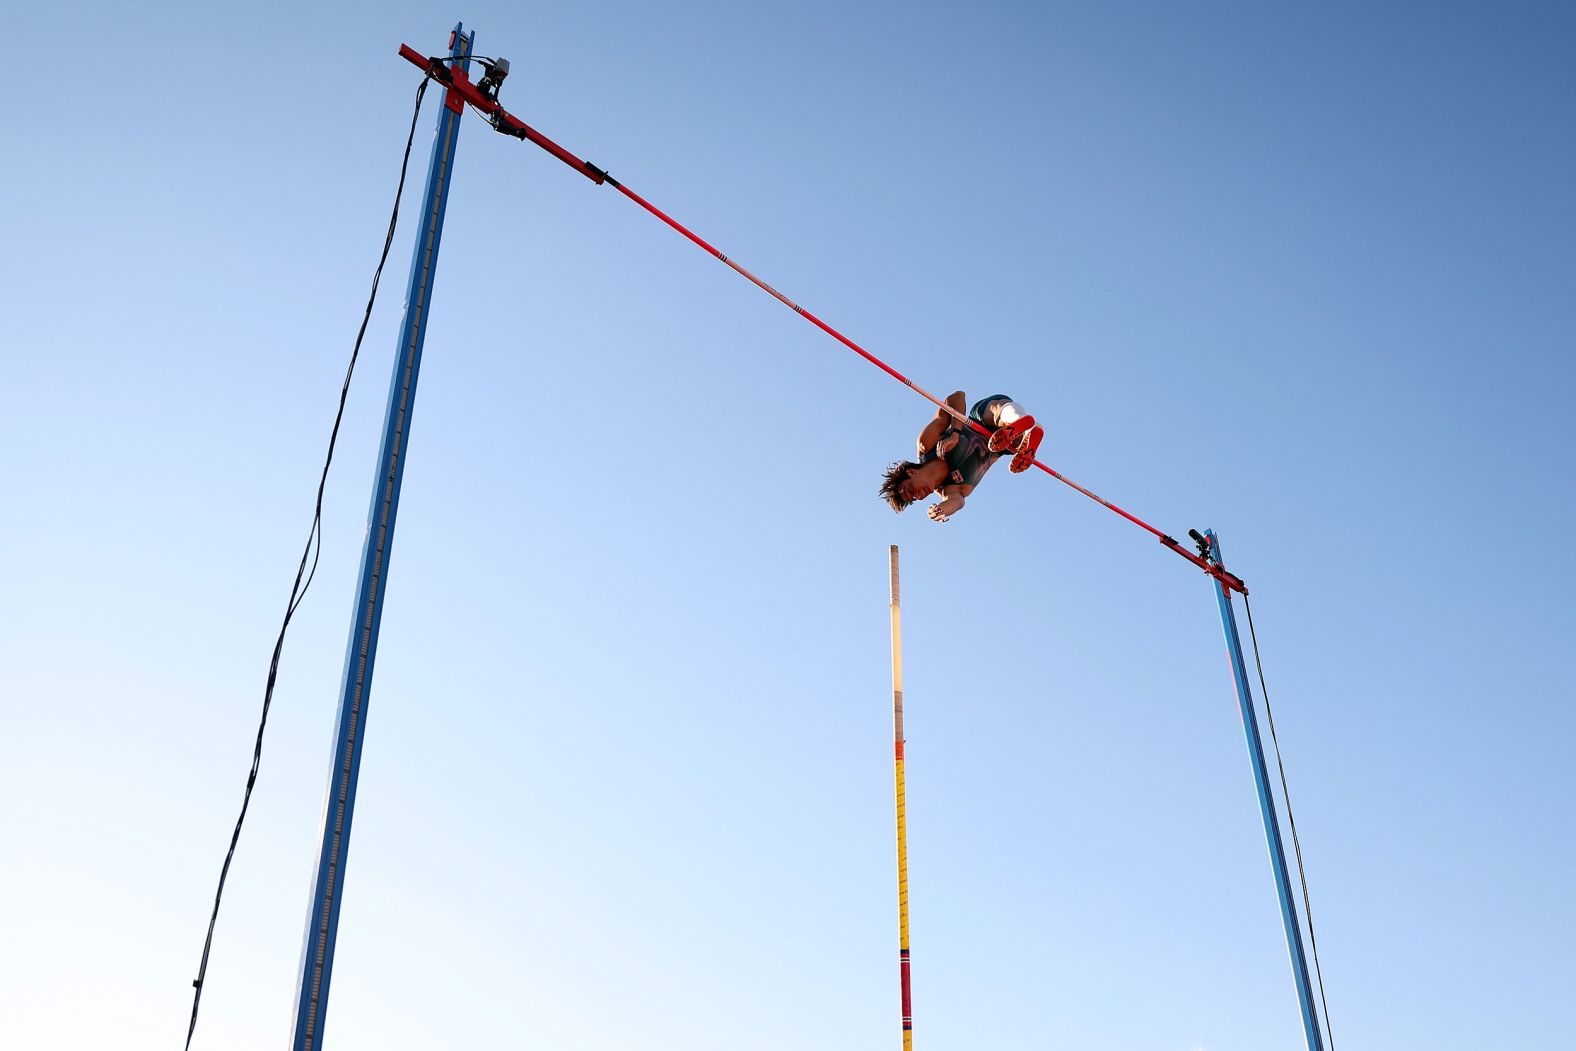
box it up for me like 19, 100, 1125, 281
916, 392, 968, 459
927, 483, 973, 522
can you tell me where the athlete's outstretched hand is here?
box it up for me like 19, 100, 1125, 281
927, 495, 964, 522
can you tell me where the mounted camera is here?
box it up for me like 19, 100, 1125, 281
1188, 528, 1212, 560
477, 57, 511, 103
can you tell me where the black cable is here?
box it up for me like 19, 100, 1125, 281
183, 75, 430, 1051
425, 51, 496, 67
1244, 593, 1336, 1050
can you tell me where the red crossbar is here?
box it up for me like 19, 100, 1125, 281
396, 43, 1248, 595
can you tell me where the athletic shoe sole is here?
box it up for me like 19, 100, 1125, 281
1010, 426, 1044, 473
988, 414, 1037, 453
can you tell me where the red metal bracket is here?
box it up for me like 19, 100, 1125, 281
398, 44, 605, 184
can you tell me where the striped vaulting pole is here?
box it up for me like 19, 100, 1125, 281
889, 545, 913, 1049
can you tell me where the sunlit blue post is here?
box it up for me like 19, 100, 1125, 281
1206, 529, 1324, 1051
288, 23, 474, 1051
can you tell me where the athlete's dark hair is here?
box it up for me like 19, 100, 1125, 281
879, 460, 922, 512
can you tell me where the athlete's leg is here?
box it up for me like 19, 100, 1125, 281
994, 400, 1028, 426
984, 397, 1037, 452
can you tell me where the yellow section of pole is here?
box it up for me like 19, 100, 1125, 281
890, 545, 913, 1049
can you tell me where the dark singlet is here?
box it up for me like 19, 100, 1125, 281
921, 395, 1012, 488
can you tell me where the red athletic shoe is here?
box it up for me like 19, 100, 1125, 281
987, 414, 1037, 453
1009, 426, 1044, 473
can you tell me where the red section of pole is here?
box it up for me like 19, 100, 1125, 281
395, 42, 1248, 594
901, 945, 913, 1036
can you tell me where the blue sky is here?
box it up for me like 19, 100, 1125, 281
2, 2, 1573, 1049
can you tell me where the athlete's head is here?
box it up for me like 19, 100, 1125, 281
880, 460, 942, 512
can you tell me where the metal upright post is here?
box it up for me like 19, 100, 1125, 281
288, 23, 474, 1051
1206, 529, 1324, 1051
